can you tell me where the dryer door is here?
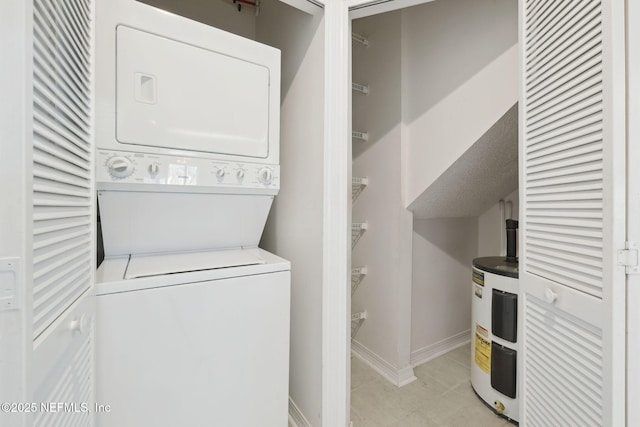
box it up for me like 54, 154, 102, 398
116, 26, 272, 159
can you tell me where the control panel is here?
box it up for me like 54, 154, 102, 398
96, 150, 280, 192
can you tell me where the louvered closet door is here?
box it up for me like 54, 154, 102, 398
519, 0, 626, 425
31, 0, 95, 425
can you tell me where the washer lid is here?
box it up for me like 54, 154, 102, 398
125, 248, 265, 279
96, 248, 290, 295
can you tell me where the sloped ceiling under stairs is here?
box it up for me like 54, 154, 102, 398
408, 103, 518, 219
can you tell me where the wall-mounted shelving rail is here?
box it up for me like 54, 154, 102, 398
352, 32, 369, 47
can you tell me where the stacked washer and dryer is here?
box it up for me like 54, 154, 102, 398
471, 219, 520, 424
94, 1, 289, 426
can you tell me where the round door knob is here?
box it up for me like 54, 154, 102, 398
69, 314, 88, 334
216, 169, 226, 179
258, 168, 273, 185
544, 288, 557, 304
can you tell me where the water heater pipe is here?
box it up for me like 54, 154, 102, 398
506, 219, 519, 262
499, 200, 506, 256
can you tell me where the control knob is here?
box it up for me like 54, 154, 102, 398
237, 170, 245, 181
258, 167, 273, 185
107, 156, 134, 179
216, 168, 226, 180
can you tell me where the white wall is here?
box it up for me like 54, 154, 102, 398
409, 192, 519, 362
351, 11, 413, 382
411, 218, 477, 355
256, 2, 325, 425
137, 0, 257, 39
409, 190, 520, 359
401, 0, 517, 363
401, 0, 518, 207
477, 189, 519, 258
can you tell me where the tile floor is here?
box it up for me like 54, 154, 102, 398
350, 344, 513, 427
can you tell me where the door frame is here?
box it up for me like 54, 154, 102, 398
322, 0, 435, 425
0, 1, 33, 425
626, 0, 640, 423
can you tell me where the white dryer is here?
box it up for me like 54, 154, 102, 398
94, 1, 288, 426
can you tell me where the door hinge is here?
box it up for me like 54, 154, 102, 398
617, 242, 640, 274
0, 258, 19, 311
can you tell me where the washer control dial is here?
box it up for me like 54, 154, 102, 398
258, 167, 274, 185
216, 168, 226, 180
236, 170, 245, 181
107, 156, 134, 179
148, 163, 159, 176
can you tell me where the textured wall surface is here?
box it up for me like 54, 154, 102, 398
477, 189, 519, 259
408, 104, 518, 219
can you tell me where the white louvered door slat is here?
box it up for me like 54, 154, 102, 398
524, 297, 604, 426
30, 0, 96, 425
33, 307, 94, 427
32, 0, 93, 340
524, 0, 605, 298
519, 0, 626, 425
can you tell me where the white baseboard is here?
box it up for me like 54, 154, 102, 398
351, 339, 417, 387
288, 396, 312, 427
410, 329, 471, 367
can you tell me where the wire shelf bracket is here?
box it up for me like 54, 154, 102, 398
352, 131, 369, 141
351, 221, 368, 249
352, 176, 369, 201
351, 310, 367, 338
351, 266, 368, 295
351, 311, 367, 322
351, 32, 369, 46
352, 82, 370, 94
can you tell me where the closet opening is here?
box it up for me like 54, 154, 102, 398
102, 1, 327, 425
348, 0, 519, 425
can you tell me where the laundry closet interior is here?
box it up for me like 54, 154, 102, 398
349, 0, 518, 404
94, 0, 328, 425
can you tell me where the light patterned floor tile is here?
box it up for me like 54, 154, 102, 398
387, 409, 442, 427
443, 343, 472, 368
352, 355, 382, 390
413, 353, 471, 391
351, 345, 512, 427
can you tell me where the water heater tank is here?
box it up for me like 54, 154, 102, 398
471, 220, 519, 423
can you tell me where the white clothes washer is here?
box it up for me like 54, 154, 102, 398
95, 248, 290, 427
